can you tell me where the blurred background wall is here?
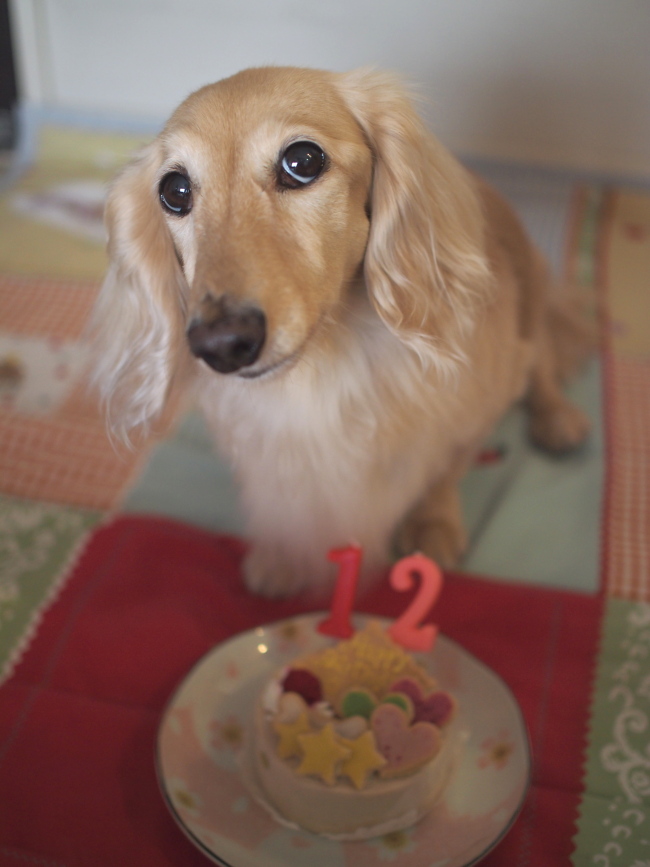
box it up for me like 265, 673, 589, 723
5, 0, 650, 178
0, 0, 17, 148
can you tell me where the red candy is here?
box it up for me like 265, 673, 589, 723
281, 668, 323, 705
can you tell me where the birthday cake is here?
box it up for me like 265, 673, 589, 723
252, 621, 462, 838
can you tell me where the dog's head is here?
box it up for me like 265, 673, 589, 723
91, 66, 489, 437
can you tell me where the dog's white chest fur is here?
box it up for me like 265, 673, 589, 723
196, 312, 459, 594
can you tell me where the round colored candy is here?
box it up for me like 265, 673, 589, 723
276, 691, 308, 723
281, 668, 323, 705
381, 691, 414, 721
334, 715, 368, 740
339, 688, 377, 719
389, 676, 455, 726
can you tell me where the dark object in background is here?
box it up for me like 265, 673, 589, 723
0, 0, 17, 149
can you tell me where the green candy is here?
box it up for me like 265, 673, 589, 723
340, 688, 377, 720
381, 692, 414, 720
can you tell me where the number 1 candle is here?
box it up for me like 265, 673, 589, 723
317, 545, 363, 638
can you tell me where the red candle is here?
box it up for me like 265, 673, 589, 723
317, 545, 363, 639
387, 553, 442, 652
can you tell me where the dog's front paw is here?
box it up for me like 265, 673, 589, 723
243, 546, 306, 598
396, 517, 467, 570
529, 398, 590, 454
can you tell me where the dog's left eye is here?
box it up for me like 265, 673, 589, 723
159, 171, 193, 216
279, 141, 326, 188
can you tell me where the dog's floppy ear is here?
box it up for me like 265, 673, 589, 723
336, 68, 491, 375
89, 140, 187, 441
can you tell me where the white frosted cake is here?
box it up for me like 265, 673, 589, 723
252, 622, 462, 838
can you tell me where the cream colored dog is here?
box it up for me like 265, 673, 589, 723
92, 66, 592, 596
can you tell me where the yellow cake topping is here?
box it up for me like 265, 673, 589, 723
293, 621, 436, 703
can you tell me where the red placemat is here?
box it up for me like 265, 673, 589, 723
0, 515, 602, 867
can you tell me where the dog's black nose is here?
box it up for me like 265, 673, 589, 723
187, 296, 266, 374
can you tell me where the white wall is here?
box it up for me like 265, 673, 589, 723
8, 0, 650, 178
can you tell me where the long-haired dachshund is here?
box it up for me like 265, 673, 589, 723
91, 66, 592, 596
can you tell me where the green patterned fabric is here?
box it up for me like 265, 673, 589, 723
0, 495, 101, 681
573, 598, 650, 865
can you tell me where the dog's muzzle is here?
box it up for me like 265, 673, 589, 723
187, 294, 266, 374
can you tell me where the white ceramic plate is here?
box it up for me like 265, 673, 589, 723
156, 613, 530, 867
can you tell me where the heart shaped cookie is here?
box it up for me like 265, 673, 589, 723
370, 703, 441, 778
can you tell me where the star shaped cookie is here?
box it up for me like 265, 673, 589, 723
338, 730, 388, 789
273, 710, 312, 759
296, 723, 351, 785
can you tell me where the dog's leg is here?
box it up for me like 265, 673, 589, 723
397, 474, 468, 569
520, 243, 594, 454
526, 326, 591, 454
243, 542, 311, 598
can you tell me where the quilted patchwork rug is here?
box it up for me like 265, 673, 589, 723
0, 126, 648, 867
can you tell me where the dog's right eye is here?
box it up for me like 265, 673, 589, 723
159, 171, 193, 216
